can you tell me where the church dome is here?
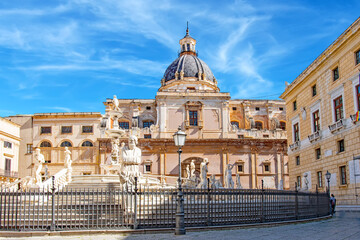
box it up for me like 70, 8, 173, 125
161, 26, 217, 86
163, 54, 216, 83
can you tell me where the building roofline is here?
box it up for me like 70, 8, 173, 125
0, 117, 21, 127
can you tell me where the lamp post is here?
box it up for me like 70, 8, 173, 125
173, 126, 186, 235
325, 171, 331, 195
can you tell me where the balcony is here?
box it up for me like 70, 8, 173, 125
350, 113, 359, 124
289, 141, 301, 151
328, 119, 345, 133
308, 131, 321, 143
0, 169, 18, 178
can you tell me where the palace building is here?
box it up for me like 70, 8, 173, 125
6, 28, 288, 189
280, 17, 360, 204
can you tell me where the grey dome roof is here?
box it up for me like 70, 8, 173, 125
163, 54, 216, 83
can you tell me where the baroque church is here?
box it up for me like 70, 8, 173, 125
7, 28, 289, 189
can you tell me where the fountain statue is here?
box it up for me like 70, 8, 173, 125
119, 135, 142, 185
235, 173, 242, 189
64, 147, 72, 182
197, 158, 208, 189
225, 163, 235, 189
34, 148, 45, 185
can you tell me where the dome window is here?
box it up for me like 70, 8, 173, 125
187, 43, 190, 51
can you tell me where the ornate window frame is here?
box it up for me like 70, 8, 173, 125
185, 101, 203, 129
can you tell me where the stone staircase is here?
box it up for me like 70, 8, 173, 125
65, 175, 122, 189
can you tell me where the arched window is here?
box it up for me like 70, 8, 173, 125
280, 121, 286, 130
231, 121, 239, 129
143, 120, 154, 128
40, 141, 52, 148
60, 141, 72, 147
255, 121, 263, 130
81, 141, 93, 147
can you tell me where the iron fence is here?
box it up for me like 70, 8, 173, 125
0, 184, 330, 231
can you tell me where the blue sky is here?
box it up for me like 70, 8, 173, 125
0, 0, 359, 116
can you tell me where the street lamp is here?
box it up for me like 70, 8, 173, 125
173, 126, 186, 235
325, 171, 331, 195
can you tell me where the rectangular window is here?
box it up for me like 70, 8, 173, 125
4, 141, 12, 149
340, 166, 347, 185
82, 126, 93, 133
313, 110, 320, 132
119, 122, 129, 129
27, 144, 33, 154
334, 96, 343, 121
333, 67, 339, 81
144, 134, 151, 139
41, 126, 51, 134
296, 156, 300, 166
293, 123, 299, 142
279, 107, 284, 111
189, 111, 198, 126
293, 101, 297, 111
264, 164, 270, 172
255, 107, 260, 111
5, 158, 11, 175
338, 139, 345, 153
356, 84, 360, 111
315, 148, 321, 160
312, 84, 317, 97
232, 107, 237, 111
143, 121, 153, 128
297, 176, 301, 189
356, 49, 360, 65
61, 126, 72, 134
144, 164, 151, 173
146, 106, 151, 110
237, 164, 243, 173
238, 135, 244, 139
317, 171, 323, 188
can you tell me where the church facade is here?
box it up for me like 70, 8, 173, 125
6, 29, 288, 189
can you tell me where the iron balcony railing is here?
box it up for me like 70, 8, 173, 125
0, 170, 18, 178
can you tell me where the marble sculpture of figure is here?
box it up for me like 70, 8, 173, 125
120, 135, 142, 184
197, 158, 209, 189
190, 160, 196, 178
113, 95, 120, 111
34, 148, 45, 184
209, 174, 222, 189
303, 173, 309, 190
111, 138, 120, 164
186, 164, 191, 179
225, 163, 235, 188
64, 147, 72, 169
235, 173, 242, 189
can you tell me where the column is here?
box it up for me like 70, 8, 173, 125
222, 147, 229, 185
276, 153, 282, 188
160, 149, 166, 176
250, 147, 258, 189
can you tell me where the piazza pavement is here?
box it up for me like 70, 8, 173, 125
0, 211, 359, 240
